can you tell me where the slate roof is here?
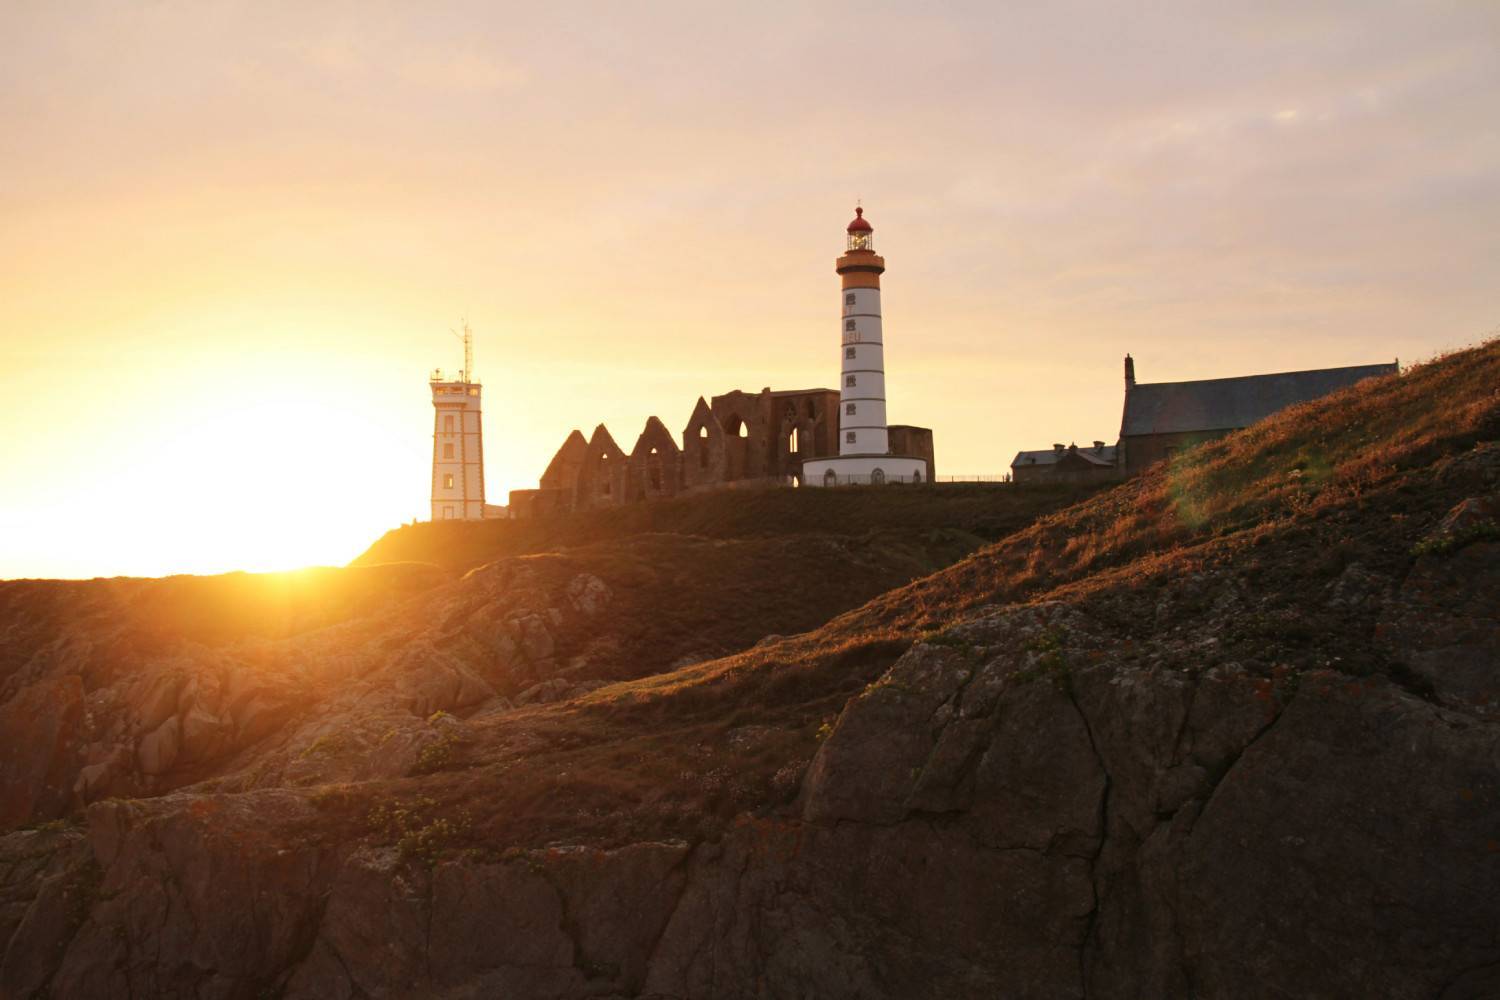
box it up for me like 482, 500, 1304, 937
1120, 363, 1397, 437
1012, 443, 1117, 468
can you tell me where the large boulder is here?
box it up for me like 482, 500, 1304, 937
0, 675, 84, 829
135, 716, 180, 776
1380, 507, 1499, 711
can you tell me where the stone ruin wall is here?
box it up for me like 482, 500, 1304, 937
511, 387, 860, 518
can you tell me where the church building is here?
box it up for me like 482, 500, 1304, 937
1116, 355, 1398, 475
1010, 354, 1400, 482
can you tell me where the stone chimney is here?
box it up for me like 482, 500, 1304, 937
1053, 443, 1065, 454
1093, 440, 1105, 451
1124, 354, 1136, 388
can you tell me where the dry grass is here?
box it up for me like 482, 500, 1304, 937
833, 338, 1500, 634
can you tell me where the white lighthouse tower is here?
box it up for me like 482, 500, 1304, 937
430, 321, 487, 520
803, 207, 928, 487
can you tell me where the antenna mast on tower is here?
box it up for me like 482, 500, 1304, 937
450, 318, 475, 384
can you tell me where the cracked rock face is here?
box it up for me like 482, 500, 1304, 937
799, 602, 1500, 999
7, 576, 1495, 1000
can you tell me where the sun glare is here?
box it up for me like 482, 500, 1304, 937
4, 377, 435, 580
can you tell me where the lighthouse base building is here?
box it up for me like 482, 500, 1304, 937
801, 451, 928, 486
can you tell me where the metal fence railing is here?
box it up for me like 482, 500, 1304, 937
812, 473, 924, 486
934, 474, 1012, 483
809, 473, 1013, 486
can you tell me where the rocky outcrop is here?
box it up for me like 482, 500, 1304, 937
0, 676, 83, 829
797, 602, 1500, 998
2, 573, 1493, 999
1380, 498, 1499, 712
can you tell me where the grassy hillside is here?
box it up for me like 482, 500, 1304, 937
354, 482, 1101, 574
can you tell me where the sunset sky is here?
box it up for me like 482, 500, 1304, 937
2, 1, 1496, 579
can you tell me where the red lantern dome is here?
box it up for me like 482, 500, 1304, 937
846, 206, 873, 233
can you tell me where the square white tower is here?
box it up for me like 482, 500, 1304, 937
430, 368, 486, 521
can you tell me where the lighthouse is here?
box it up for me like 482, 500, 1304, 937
802, 207, 930, 487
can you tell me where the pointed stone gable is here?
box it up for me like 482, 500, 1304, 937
682, 397, 721, 441
584, 425, 625, 462
575, 424, 628, 506
631, 416, 681, 459
539, 430, 589, 490
682, 397, 727, 489
629, 416, 683, 500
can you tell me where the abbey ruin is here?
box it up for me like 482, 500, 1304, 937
507, 387, 936, 518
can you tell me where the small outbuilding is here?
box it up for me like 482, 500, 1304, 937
1011, 441, 1119, 484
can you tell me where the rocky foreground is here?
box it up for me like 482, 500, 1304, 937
1, 342, 1498, 998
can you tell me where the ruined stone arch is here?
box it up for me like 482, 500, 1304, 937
629, 416, 682, 501
539, 429, 588, 491
575, 424, 627, 508
710, 393, 761, 481
777, 410, 818, 481
681, 397, 727, 489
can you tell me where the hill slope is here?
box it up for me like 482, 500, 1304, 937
1, 340, 1497, 998
354, 480, 1099, 574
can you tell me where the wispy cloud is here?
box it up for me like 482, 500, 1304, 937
283, 33, 527, 93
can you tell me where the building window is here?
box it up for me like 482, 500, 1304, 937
443, 474, 455, 489
844, 319, 856, 331
601, 480, 611, 496
845, 375, 856, 387
845, 347, 856, 359
871, 467, 885, 485
845, 293, 855, 305
443, 443, 454, 459
443, 415, 455, 433
845, 403, 856, 415
846, 431, 857, 444
649, 466, 662, 490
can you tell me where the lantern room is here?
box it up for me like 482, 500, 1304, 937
846, 206, 874, 251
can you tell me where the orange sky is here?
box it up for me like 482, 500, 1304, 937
2, 2, 1496, 579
